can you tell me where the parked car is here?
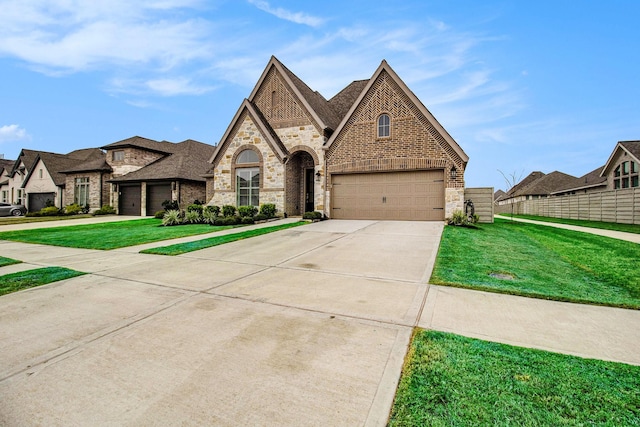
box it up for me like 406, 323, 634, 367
0, 202, 27, 217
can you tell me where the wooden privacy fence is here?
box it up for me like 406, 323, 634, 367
464, 187, 494, 223
495, 188, 640, 224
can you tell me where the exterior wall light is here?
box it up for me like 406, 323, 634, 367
315, 170, 322, 182
450, 167, 457, 181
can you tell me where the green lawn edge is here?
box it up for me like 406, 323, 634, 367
503, 214, 640, 234
141, 221, 308, 255
431, 219, 640, 310
389, 329, 640, 426
0, 267, 87, 296
0, 218, 237, 250
0, 256, 22, 268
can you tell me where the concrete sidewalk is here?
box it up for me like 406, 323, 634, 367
495, 214, 640, 244
0, 215, 147, 232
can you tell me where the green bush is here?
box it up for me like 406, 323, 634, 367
254, 213, 268, 222
447, 210, 478, 227
238, 205, 258, 218
303, 211, 323, 220
204, 205, 220, 216
162, 200, 179, 211
40, 206, 62, 216
162, 210, 182, 226
81, 204, 90, 214
183, 210, 202, 224
222, 205, 236, 217
259, 203, 276, 218
64, 203, 82, 215
153, 210, 165, 219
214, 215, 240, 226
241, 216, 255, 224
93, 205, 117, 216
202, 209, 217, 224
186, 204, 204, 214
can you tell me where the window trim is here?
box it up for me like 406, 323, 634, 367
112, 150, 125, 162
377, 113, 391, 139
236, 167, 260, 207
74, 177, 90, 206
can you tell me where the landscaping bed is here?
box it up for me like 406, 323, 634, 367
389, 330, 640, 426
0, 219, 235, 250
432, 218, 640, 309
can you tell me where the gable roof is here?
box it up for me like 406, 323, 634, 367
494, 189, 507, 202
101, 135, 174, 155
601, 140, 640, 176
24, 148, 107, 187
109, 139, 215, 183
328, 79, 370, 123
505, 171, 545, 197
323, 60, 469, 166
209, 99, 288, 165
0, 158, 13, 174
550, 165, 607, 195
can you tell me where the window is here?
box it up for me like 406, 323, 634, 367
622, 177, 629, 188
377, 114, 390, 138
632, 162, 638, 174
74, 177, 90, 206
39, 169, 43, 179
614, 166, 621, 177
1, 190, 7, 203
237, 149, 259, 164
112, 150, 125, 161
16, 189, 24, 205
236, 168, 259, 206
614, 179, 621, 189
622, 161, 629, 175
632, 176, 639, 188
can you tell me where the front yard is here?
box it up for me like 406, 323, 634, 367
0, 219, 235, 250
389, 330, 640, 426
0, 266, 86, 296
432, 218, 640, 309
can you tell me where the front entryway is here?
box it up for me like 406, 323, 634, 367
285, 151, 316, 216
330, 170, 445, 221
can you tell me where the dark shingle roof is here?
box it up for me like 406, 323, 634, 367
494, 189, 506, 202
620, 140, 640, 160
0, 158, 13, 173
513, 171, 578, 197
328, 79, 370, 123
506, 171, 545, 196
109, 139, 215, 183
101, 136, 174, 154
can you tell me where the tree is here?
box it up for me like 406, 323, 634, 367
497, 169, 524, 221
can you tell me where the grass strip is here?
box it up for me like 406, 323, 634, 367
141, 221, 307, 255
432, 218, 640, 309
0, 214, 94, 226
389, 330, 640, 426
0, 256, 22, 268
0, 267, 87, 296
503, 214, 640, 234
0, 218, 235, 250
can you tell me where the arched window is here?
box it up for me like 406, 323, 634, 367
235, 149, 260, 206
377, 114, 390, 138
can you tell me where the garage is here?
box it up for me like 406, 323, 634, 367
146, 183, 172, 216
330, 170, 444, 221
28, 192, 56, 212
119, 184, 141, 216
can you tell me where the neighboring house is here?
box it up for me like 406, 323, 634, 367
0, 157, 15, 204
550, 166, 607, 196
493, 189, 506, 203
207, 56, 469, 220
95, 136, 215, 216
0, 149, 39, 208
601, 140, 640, 190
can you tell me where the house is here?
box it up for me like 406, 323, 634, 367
550, 166, 607, 196
601, 140, 640, 190
0, 157, 15, 203
0, 148, 104, 211
206, 56, 469, 221
93, 136, 216, 216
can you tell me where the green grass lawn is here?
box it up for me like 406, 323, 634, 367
0, 267, 87, 296
0, 214, 94, 226
504, 214, 640, 234
432, 218, 640, 309
141, 221, 307, 255
0, 219, 236, 250
0, 256, 22, 267
389, 330, 640, 426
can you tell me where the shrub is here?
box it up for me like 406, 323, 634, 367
162, 210, 182, 226
162, 200, 179, 211
186, 204, 204, 214
204, 205, 220, 216
183, 210, 202, 224
81, 204, 90, 214
303, 211, 323, 220
44, 199, 55, 208
93, 205, 117, 216
192, 199, 204, 205
41, 206, 62, 216
238, 205, 258, 218
447, 210, 478, 227
64, 203, 82, 215
259, 203, 276, 218
241, 216, 255, 224
254, 213, 268, 222
222, 205, 236, 217
202, 209, 217, 224
154, 210, 165, 219
214, 215, 240, 226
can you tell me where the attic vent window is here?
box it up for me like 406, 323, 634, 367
237, 149, 259, 164
113, 150, 125, 161
377, 114, 390, 138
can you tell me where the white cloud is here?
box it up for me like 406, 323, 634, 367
145, 77, 216, 96
247, 0, 324, 27
0, 124, 30, 143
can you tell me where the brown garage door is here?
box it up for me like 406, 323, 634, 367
119, 184, 141, 216
147, 183, 172, 216
331, 170, 444, 221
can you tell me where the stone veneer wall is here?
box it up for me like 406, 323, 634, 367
63, 172, 106, 210
445, 188, 465, 219
178, 181, 207, 210
106, 148, 165, 177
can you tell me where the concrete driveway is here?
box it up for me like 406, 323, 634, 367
1, 218, 639, 426
0, 220, 442, 426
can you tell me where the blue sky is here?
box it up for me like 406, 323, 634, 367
1, 0, 638, 191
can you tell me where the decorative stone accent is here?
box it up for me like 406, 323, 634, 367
445, 187, 465, 219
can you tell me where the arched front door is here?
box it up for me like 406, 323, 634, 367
286, 151, 315, 216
